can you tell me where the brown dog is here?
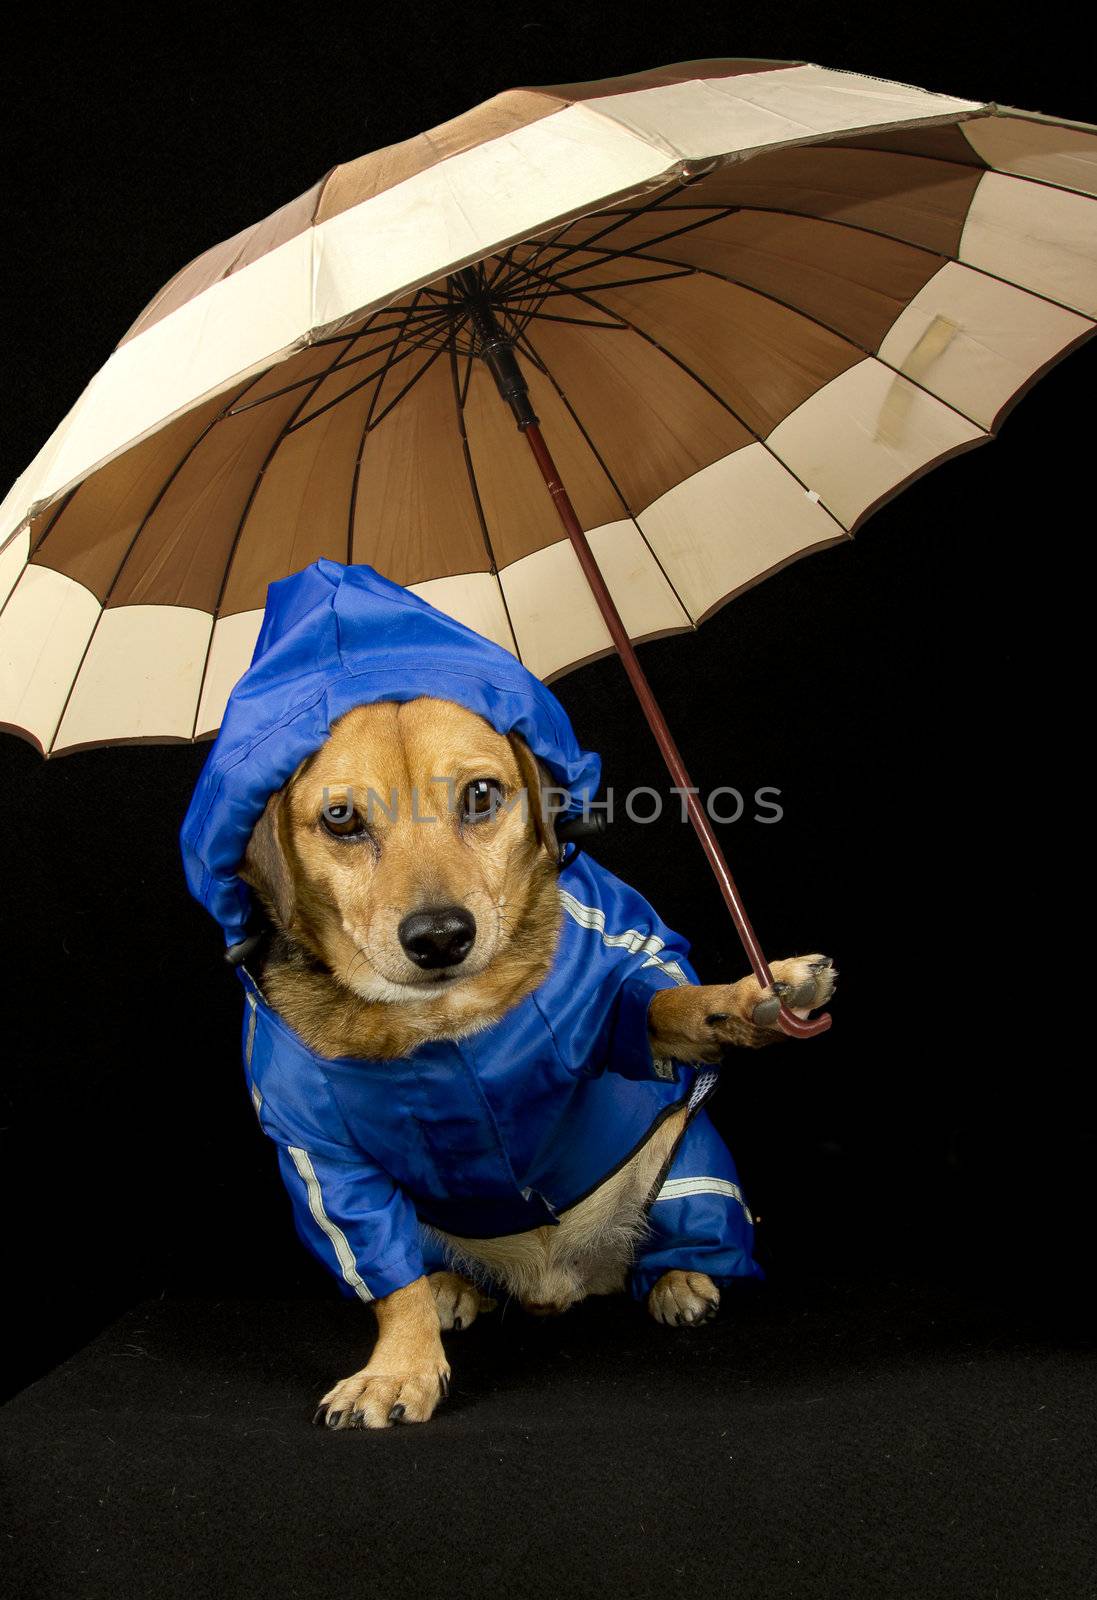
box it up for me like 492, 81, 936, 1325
240, 697, 834, 1429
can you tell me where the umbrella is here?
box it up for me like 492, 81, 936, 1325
1, 58, 1094, 1036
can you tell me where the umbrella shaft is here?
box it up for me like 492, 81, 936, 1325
451, 267, 827, 1035
520, 421, 830, 1040
523, 426, 769, 971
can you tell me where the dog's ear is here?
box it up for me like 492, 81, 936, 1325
507, 733, 560, 864
239, 788, 296, 931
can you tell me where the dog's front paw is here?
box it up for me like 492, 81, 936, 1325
649, 955, 835, 1058
648, 1270, 720, 1327
315, 1361, 451, 1430
746, 954, 836, 1031
428, 1270, 497, 1331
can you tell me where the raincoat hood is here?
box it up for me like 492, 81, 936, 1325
180, 559, 601, 948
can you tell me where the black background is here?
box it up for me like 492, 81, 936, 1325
1, 5, 1092, 1403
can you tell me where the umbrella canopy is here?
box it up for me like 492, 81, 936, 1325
1, 57, 1094, 758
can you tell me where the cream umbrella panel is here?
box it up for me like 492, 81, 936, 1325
0, 57, 1094, 760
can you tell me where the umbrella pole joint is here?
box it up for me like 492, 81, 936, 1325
452, 269, 830, 1040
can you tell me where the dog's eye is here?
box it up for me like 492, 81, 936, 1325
320, 800, 367, 839
461, 778, 504, 823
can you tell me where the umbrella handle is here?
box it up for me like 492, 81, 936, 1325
453, 273, 831, 1040
522, 421, 832, 1041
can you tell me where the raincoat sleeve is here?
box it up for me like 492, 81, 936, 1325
560, 858, 704, 1084
607, 958, 700, 1083
244, 1021, 425, 1303
269, 1136, 426, 1304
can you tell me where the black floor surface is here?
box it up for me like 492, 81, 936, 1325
3, 1276, 1093, 1600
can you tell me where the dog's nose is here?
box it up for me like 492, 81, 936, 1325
398, 906, 476, 970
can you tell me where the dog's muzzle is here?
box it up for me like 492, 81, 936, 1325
398, 905, 477, 970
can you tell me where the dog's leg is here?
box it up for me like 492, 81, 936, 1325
314, 1276, 451, 1430
428, 1270, 497, 1331
649, 955, 836, 1059
648, 1270, 721, 1327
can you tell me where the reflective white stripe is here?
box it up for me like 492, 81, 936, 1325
245, 997, 263, 1120
245, 993, 258, 1067
558, 888, 691, 985
655, 1175, 753, 1223
286, 1146, 374, 1303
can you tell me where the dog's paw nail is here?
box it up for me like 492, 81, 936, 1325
439, 1371, 450, 1399
388, 1403, 406, 1423
704, 1012, 729, 1027
348, 1409, 366, 1429
325, 1410, 343, 1429
772, 981, 791, 995
312, 1406, 327, 1427
453, 1315, 463, 1331
810, 956, 832, 970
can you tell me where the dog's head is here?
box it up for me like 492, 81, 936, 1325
239, 697, 562, 1001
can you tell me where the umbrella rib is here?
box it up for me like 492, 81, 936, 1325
308, 300, 465, 347
360, 341, 450, 437
511, 228, 1010, 470
497, 216, 727, 306
289, 302, 457, 435
513, 325, 697, 629
345, 288, 431, 565
722, 203, 1092, 320
498, 242, 565, 315
233, 310, 454, 422
460, 341, 475, 404
494, 297, 537, 341
445, 290, 524, 664
561, 239, 996, 437
559, 201, 1097, 332
186, 328, 383, 741
499, 309, 548, 373
578, 196, 1093, 321
37, 366, 286, 751
484, 253, 514, 292
515, 309, 632, 330
514, 191, 1091, 333
535, 173, 702, 264
502, 267, 696, 302
28, 368, 268, 565
542, 200, 952, 279
578, 285, 856, 534
509, 214, 1041, 447
509, 251, 851, 535
504, 205, 742, 292
827, 138, 1095, 201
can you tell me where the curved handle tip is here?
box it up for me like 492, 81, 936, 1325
776, 1005, 832, 1039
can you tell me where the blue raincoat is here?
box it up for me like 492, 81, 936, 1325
181, 560, 763, 1302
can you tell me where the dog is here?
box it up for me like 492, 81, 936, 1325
236, 695, 834, 1430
